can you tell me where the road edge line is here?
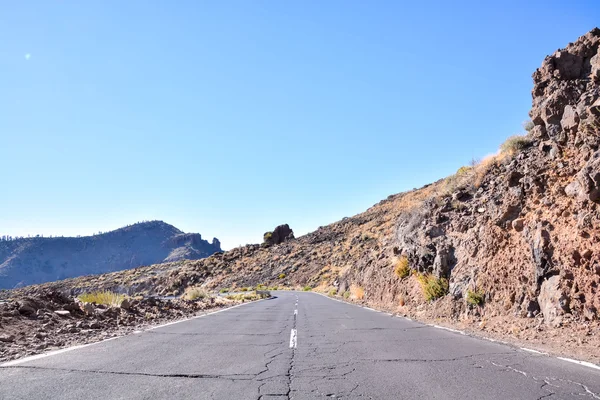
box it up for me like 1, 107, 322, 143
308, 291, 600, 373
0, 298, 267, 367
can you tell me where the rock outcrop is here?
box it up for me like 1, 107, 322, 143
0, 221, 221, 289
263, 224, 295, 246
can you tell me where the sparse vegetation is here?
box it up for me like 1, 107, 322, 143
278, 273, 286, 279
500, 135, 532, 155
466, 289, 485, 306
78, 291, 126, 306
219, 288, 229, 293
263, 232, 273, 243
328, 288, 337, 296
394, 256, 410, 278
416, 274, 448, 301
241, 287, 249, 292
350, 285, 365, 300
523, 120, 534, 132
303, 286, 312, 291
343, 291, 350, 299
225, 290, 270, 302
183, 287, 208, 301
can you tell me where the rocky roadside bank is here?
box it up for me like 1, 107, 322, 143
0, 289, 254, 363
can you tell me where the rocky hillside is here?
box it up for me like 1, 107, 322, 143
0, 221, 221, 289
5, 29, 600, 363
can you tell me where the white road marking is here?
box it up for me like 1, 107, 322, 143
433, 325, 465, 335
294, 309, 297, 316
1, 299, 266, 367
557, 357, 600, 371
289, 329, 297, 348
521, 348, 547, 355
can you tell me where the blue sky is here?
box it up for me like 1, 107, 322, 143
0, 1, 598, 249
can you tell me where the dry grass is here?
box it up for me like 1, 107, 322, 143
500, 135, 532, 155
394, 256, 410, 278
474, 154, 500, 188
226, 290, 270, 301
350, 284, 365, 300
78, 291, 126, 306
183, 287, 208, 301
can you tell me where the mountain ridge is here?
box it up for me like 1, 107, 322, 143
0, 220, 221, 289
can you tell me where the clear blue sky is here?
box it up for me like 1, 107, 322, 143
1, 1, 598, 249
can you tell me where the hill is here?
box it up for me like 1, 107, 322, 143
0, 221, 221, 289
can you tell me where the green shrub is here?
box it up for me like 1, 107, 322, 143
78, 291, 125, 306
241, 287, 249, 292
219, 288, 229, 293
394, 256, 410, 279
343, 291, 350, 299
328, 288, 337, 296
263, 232, 273, 243
500, 135, 532, 155
466, 289, 485, 306
278, 273, 286, 279
416, 274, 448, 301
303, 286, 312, 291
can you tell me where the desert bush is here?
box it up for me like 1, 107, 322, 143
183, 287, 208, 301
394, 256, 410, 279
241, 287, 249, 292
303, 286, 312, 291
219, 288, 229, 293
500, 135, 532, 155
350, 285, 365, 300
278, 273, 286, 279
416, 274, 448, 301
522, 120, 534, 132
466, 289, 485, 306
78, 291, 125, 306
328, 288, 337, 296
343, 291, 350, 299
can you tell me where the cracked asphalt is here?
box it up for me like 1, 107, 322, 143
1, 291, 599, 399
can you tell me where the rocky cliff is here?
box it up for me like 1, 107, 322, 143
0, 221, 221, 289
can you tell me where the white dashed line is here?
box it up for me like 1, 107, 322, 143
294, 309, 297, 316
289, 329, 297, 348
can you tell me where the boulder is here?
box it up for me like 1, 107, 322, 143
561, 105, 580, 133
538, 275, 570, 326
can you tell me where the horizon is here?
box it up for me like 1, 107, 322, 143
1, 1, 599, 250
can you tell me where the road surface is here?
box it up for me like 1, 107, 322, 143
1, 291, 599, 399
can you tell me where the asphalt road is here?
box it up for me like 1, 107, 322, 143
1, 291, 599, 399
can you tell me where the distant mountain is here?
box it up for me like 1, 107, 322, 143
0, 221, 221, 289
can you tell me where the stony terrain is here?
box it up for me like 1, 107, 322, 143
0, 289, 259, 362
0, 221, 221, 289
2, 29, 600, 365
